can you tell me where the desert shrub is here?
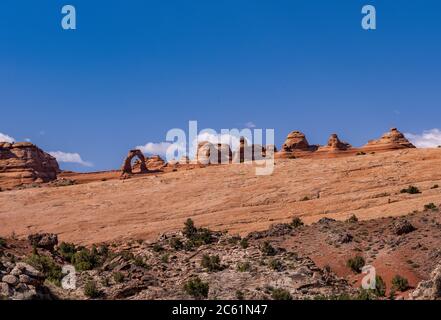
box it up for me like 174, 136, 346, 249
58, 242, 77, 262
26, 254, 63, 286
346, 256, 365, 273
0, 238, 6, 248
271, 288, 292, 300
431, 184, 439, 189
236, 290, 245, 300
113, 272, 125, 283
183, 277, 209, 299
355, 289, 378, 300
237, 261, 252, 272
84, 280, 100, 298
291, 217, 304, 228
400, 186, 421, 194
260, 241, 277, 256
228, 235, 241, 245
152, 244, 164, 253
424, 203, 437, 211
161, 253, 170, 264
169, 238, 184, 251
71, 247, 101, 271
392, 275, 409, 292
134, 256, 149, 269
240, 238, 249, 249
374, 276, 386, 297
201, 254, 223, 272
346, 214, 359, 223
269, 259, 284, 272
356, 151, 366, 156
183, 219, 213, 248
300, 196, 310, 201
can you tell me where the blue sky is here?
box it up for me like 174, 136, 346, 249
1, 0, 441, 171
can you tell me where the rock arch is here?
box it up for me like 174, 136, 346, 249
121, 149, 148, 174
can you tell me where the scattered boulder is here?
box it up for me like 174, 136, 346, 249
28, 233, 58, 251
0, 142, 60, 189
393, 220, 416, 236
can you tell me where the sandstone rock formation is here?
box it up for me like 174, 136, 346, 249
197, 141, 232, 165
365, 128, 415, 151
146, 155, 166, 171
232, 137, 267, 163
320, 134, 352, 151
121, 149, 148, 175
0, 142, 60, 189
411, 263, 441, 300
276, 131, 318, 158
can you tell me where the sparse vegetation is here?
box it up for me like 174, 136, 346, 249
183, 219, 213, 249
71, 246, 102, 271
300, 196, 310, 201
424, 203, 437, 211
169, 238, 184, 251
201, 254, 223, 272
0, 237, 6, 248
237, 261, 252, 272
374, 276, 386, 297
346, 214, 359, 223
431, 184, 439, 189
58, 242, 77, 262
291, 217, 304, 228
346, 256, 365, 273
240, 238, 249, 249
400, 185, 421, 194
161, 253, 170, 264
26, 253, 63, 286
356, 151, 366, 156
269, 259, 284, 272
271, 288, 292, 300
392, 275, 409, 292
84, 280, 100, 298
260, 241, 277, 256
113, 272, 125, 283
183, 277, 209, 299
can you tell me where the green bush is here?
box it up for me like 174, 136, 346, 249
400, 186, 421, 194
183, 219, 213, 248
58, 242, 77, 262
240, 238, 249, 249
201, 254, 223, 272
260, 241, 277, 256
237, 261, 251, 272
291, 217, 304, 228
0, 238, 6, 248
392, 275, 409, 292
271, 288, 292, 300
346, 256, 365, 273
84, 281, 100, 298
269, 259, 284, 272
374, 276, 386, 297
161, 253, 170, 264
113, 272, 125, 283
183, 277, 209, 299
71, 247, 101, 271
134, 256, 149, 269
424, 203, 437, 211
26, 254, 63, 286
170, 238, 184, 251
346, 215, 359, 223
355, 289, 378, 300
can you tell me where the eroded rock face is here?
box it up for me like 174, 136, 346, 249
121, 149, 148, 174
411, 264, 441, 300
322, 134, 352, 151
146, 155, 166, 171
197, 141, 232, 165
0, 142, 59, 189
365, 128, 415, 150
282, 131, 311, 152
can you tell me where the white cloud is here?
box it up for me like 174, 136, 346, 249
0, 132, 15, 143
406, 129, 441, 148
49, 151, 93, 167
136, 142, 174, 156
245, 122, 256, 128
